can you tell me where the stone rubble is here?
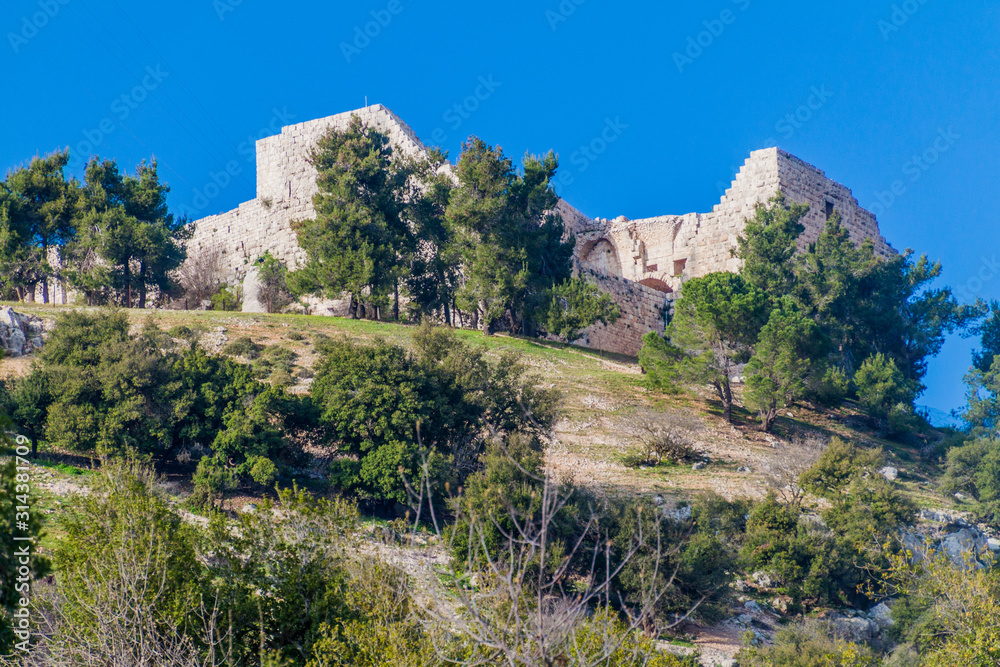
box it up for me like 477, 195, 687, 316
0, 307, 46, 357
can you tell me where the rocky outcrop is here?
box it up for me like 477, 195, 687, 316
0, 307, 45, 357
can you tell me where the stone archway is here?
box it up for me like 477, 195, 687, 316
579, 238, 622, 277
638, 278, 673, 293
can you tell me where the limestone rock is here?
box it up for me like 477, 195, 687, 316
879, 466, 899, 481
0, 307, 45, 357
868, 602, 895, 629
242, 266, 266, 314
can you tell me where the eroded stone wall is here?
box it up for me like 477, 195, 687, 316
185, 107, 893, 358
573, 270, 676, 357
575, 147, 894, 297
185, 104, 428, 286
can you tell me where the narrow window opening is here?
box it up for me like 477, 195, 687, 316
673, 259, 687, 276
825, 200, 835, 220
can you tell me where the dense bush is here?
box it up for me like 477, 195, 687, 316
18, 311, 317, 497
311, 323, 559, 505
737, 620, 880, 666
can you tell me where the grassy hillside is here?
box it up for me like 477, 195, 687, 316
1, 303, 955, 515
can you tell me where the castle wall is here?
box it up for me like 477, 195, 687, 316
185, 104, 428, 285
576, 148, 894, 297
572, 270, 676, 357
185, 107, 895, 359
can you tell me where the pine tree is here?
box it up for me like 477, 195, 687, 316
733, 192, 808, 298
446, 138, 574, 334
652, 272, 768, 422
744, 297, 821, 432
290, 115, 418, 319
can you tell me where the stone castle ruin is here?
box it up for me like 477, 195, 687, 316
186, 104, 894, 356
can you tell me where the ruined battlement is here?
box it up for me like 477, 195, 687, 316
185, 105, 894, 356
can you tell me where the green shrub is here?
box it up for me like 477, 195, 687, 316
313, 324, 559, 505
190, 456, 236, 507
210, 284, 242, 311
222, 336, 264, 360
809, 366, 850, 407
854, 353, 918, 420
738, 620, 880, 666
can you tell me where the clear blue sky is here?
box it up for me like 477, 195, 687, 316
2, 0, 997, 417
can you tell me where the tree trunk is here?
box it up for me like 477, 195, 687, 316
444, 301, 451, 327
124, 262, 132, 309
761, 405, 777, 433
393, 280, 400, 321
138, 262, 147, 309
718, 380, 734, 423
479, 301, 491, 335
348, 295, 357, 319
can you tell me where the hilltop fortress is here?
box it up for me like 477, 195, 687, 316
186, 104, 894, 356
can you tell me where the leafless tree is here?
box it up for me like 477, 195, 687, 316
177, 248, 223, 307
405, 432, 710, 667
625, 407, 705, 465
761, 432, 828, 507
6, 541, 233, 667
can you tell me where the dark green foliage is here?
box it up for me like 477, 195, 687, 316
638, 331, 685, 392
972, 301, 1000, 373
0, 151, 78, 302
256, 251, 292, 314
854, 353, 919, 427
544, 277, 621, 342
24, 312, 314, 497
795, 214, 981, 387
190, 455, 237, 507
446, 138, 575, 334
210, 284, 242, 311
290, 115, 417, 319
40, 312, 179, 453
799, 438, 885, 498
3, 371, 51, 455
734, 192, 808, 298
223, 336, 264, 360
67, 158, 188, 307
944, 439, 1000, 522
606, 495, 739, 628
740, 440, 914, 608
311, 324, 559, 504
647, 272, 768, 421
403, 149, 462, 324
744, 297, 823, 431
963, 356, 1000, 438
801, 439, 915, 540
0, 422, 50, 653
